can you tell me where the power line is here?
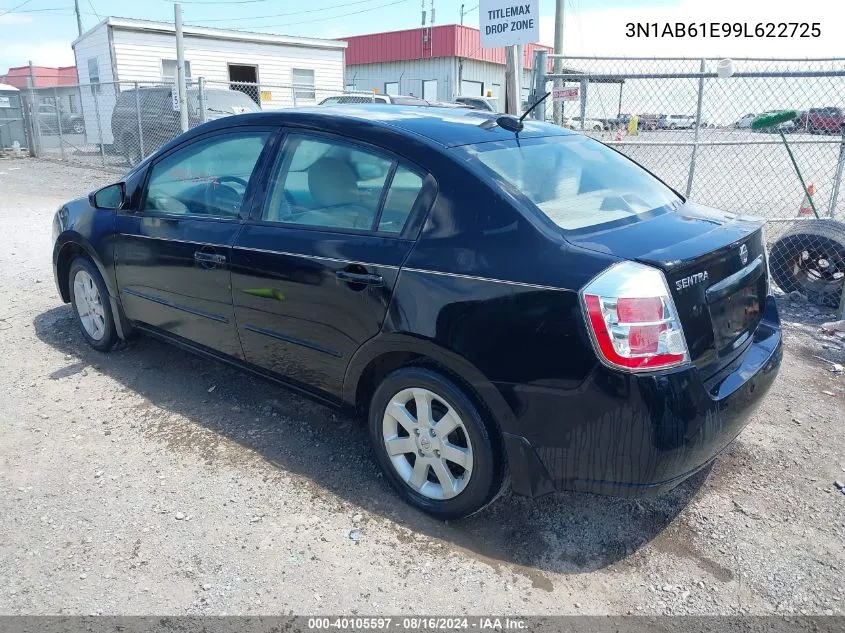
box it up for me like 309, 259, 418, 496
220, 0, 411, 30
189, 0, 385, 23
86, 0, 100, 20
0, 0, 36, 17
1, 6, 68, 12
168, 0, 297, 5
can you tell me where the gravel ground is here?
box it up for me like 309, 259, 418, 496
0, 158, 843, 616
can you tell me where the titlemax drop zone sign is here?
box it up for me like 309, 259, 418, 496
479, 0, 540, 47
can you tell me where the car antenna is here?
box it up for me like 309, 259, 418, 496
495, 92, 551, 133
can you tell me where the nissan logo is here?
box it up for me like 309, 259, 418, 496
739, 244, 749, 266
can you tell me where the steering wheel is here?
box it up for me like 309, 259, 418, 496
203, 176, 249, 216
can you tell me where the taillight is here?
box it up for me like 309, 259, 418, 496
580, 261, 689, 372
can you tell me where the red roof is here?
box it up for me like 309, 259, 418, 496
0, 66, 78, 89
343, 24, 552, 69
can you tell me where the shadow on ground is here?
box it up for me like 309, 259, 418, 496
34, 305, 709, 579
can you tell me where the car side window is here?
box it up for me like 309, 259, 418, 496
142, 131, 269, 218
262, 135, 393, 231
379, 166, 424, 234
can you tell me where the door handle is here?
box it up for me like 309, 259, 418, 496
335, 270, 383, 286
194, 251, 226, 265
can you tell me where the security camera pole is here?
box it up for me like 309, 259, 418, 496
175, 3, 189, 133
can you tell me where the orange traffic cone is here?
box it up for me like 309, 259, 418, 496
798, 183, 815, 216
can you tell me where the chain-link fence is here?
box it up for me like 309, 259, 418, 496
17, 60, 845, 310
533, 56, 845, 310
18, 78, 357, 172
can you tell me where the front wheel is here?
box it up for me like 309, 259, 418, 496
69, 258, 118, 351
72, 120, 84, 134
368, 367, 505, 520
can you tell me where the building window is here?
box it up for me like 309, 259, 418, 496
422, 79, 437, 102
460, 79, 483, 96
87, 58, 100, 84
162, 59, 192, 80
292, 68, 315, 102
384, 82, 399, 96
68, 93, 78, 114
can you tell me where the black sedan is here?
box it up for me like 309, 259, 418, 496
52, 106, 782, 519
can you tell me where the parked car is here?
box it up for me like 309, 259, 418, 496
37, 103, 85, 135
430, 101, 473, 109
318, 93, 429, 106
53, 106, 782, 519
637, 113, 661, 131
606, 113, 632, 127
796, 107, 845, 134
754, 110, 798, 133
453, 96, 500, 112
659, 114, 696, 130
111, 87, 261, 167
563, 116, 605, 131
734, 113, 757, 129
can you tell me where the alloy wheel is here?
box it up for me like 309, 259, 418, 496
73, 269, 107, 341
381, 387, 473, 500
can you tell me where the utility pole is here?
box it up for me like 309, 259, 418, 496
429, 0, 435, 24
504, 46, 519, 114
174, 3, 189, 133
553, 0, 564, 125
73, 0, 83, 36
460, 3, 464, 24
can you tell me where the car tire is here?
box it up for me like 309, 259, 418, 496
769, 219, 845, 308
72, 120, 84, 134
368, 367, 506, 520
68, 257, 118, 352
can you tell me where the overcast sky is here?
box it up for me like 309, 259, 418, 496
1, 0, 843, 71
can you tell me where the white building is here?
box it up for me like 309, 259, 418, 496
72, 17, 347, 144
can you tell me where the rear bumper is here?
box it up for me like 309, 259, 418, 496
502, 296, 783, 499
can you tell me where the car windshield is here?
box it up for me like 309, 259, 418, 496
188, 90, 260, 114
462, 135, 682, 231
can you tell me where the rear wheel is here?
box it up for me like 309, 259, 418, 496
72, 120, 84, 134
368, 367, 505, 520
769, 219, 845, 307
69, 258, 118, 352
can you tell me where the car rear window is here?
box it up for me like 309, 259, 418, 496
462, 135, 682, 231
188, 90, 260, 114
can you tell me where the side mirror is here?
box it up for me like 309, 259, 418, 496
89, 183, 125, 210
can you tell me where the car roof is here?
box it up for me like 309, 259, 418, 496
191, 104, 573, 148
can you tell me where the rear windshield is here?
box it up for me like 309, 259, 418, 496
188, 90, 260, 114
462, 135, 682, 231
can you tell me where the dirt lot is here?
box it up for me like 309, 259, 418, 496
0, 158, 843, 616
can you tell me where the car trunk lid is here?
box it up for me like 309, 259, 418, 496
568, 203, 768, 378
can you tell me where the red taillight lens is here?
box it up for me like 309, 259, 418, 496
581, 263, 689, 372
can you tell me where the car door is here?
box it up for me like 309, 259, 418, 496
230, 131, 434, 400
114, 127, 275, 359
